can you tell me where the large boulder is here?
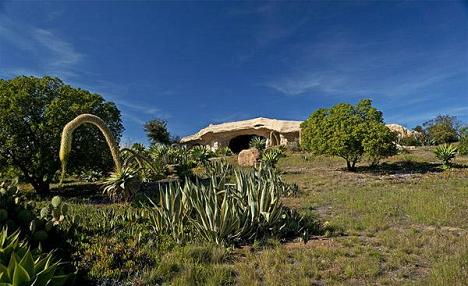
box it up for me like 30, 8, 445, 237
386, 124, 419, 139
238, 148, 260, 167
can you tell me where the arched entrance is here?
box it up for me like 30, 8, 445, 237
228, 135, 264, 154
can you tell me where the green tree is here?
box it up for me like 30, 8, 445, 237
300, 99, 397, 170
423, 115, 460, 144
458, 127, 468, 155
144, 118, 171, 145
0, 76, 123, 193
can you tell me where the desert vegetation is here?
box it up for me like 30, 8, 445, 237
0, 76, 467, 285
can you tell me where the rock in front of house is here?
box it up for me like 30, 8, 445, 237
238, 148, 260, 166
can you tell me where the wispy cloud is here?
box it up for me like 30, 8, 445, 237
0, 15, 83, 79
266, 34, 467, 98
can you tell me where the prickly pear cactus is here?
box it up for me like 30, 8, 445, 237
1, 179, 71, 240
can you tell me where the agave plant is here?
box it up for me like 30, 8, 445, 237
204, 160, 233, 186
249, 136, 267, 151
214, 146, 233, 157
190, 145, 213, 166
146, 164, 307, 246
121, 148, 166, 182
185, 181, 250, 245
103, 167, 141, 202
434, 144, 457, 168
235, 168, 285, 233
260, 147, 285, 168
59, 114, 121, 184
0, 228, 75, 286
146, 182, 191, 244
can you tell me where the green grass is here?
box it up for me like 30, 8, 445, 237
49, 147, 468, 285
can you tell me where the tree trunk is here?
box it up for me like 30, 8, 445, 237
30, 178, 50, 194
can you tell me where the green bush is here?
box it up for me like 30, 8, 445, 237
0, 76, 123, 193
301, 99, 397, 170
458, 127, 468, 155
190, 146, 213, 166
398, 135, 422, 147
121, 146, 167, 182
423, 115, 460, 144
434, 144, 457, 168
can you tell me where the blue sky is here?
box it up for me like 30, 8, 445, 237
0, 1, 467, 144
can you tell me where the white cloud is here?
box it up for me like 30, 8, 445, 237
0, 15, 83, 79
265, 35, 467, 98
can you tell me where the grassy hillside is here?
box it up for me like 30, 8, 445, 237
34, 147, 468, 285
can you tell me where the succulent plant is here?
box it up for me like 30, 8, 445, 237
146, 165, 307, 245
260, 147, 285, 168
0, 228, 75, 286
249, 136, 267, 151
434, 144, 458, 168
103, 167, 141, 202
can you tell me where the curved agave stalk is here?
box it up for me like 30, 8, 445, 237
59, 114, 121, 184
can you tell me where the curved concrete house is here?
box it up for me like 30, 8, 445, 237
181, 117, 302, 153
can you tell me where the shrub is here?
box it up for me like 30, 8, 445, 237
0, 76, 123, 193
434, 144, 457, 168
190, 146, 213, 166
249, 137, 266, 151
423, 115, 461, 144
458, 127, 468, 155
121, 147, 166, 182
301, 99, 397, 170
78, 170, 104, 182
398, 135, 422, 147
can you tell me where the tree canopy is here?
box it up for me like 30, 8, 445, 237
0, 76, 123, 193
423, 115, 460, 145
144, 118, 171, 145
300, 99, 397, 170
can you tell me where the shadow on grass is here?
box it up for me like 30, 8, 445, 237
355, 160, 467, 175
48, 181, 110, 204
47, 180, 177, 204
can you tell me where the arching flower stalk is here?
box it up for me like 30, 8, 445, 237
59, 114, 122, 184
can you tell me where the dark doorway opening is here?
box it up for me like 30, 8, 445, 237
229, 135, 262, 153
